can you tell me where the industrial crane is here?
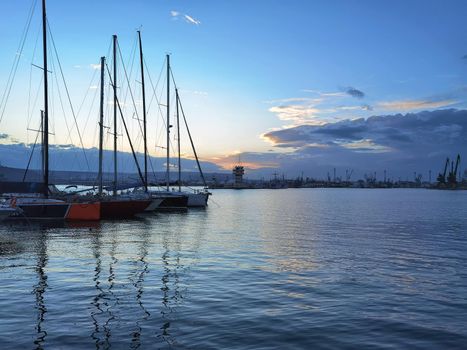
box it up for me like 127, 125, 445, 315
437, 157, 450, 184
447, 154, 461, 186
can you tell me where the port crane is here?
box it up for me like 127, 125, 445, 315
447, 154, 461, 186
437, 157, 450, 184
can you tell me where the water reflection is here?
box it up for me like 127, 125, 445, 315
130, 229, 151, 350
0, 212, 209, 349
158, 231, 184, 347
33, 230, 48, 350
90, 228, 110, 350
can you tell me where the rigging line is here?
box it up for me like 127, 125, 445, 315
169, 71, 208, 187
117, 36, 137, 129
76, 67, 98, 117
144, 59, 170, 133
143, 57, 166, 125
82, 78, 100, 136
105, 63, 146, 187
143, 57, 168, 180
143, 58, 167, 166
0, 0, 37, 125
27, 21, 42, 131
26, 75, 44, 132
22, 120, 41, 182
47, 19, 90, 171
143, 57, 164, 112
116, 41, 145, 142
49, 48, 74, 149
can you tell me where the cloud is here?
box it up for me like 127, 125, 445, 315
262, 109, 467, 160
170, 10, 201, 25
344, 86, 365, 99
265, 97, 320, 104
218, 109, 467, 180
268, 105, 321, 122
90, 63, 100, 70
378, 99, 457, 111
208, 152, 281, 170
184, 14, 201, 25
89, 85, 98, 90
339, 104, 373, 111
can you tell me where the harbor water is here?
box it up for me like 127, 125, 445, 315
0, 188, 466, 349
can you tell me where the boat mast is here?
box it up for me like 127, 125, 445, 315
138, 31, 148, 192
178, 96, 208, 188
98, 56, 105, 196
176, 89, 181, 192
42, 0, 49, 198
41, 110, 44, 178
166, 54, 170, 192
113, 35, 118, 196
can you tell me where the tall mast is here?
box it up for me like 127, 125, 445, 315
176, 89, 181, 192
98, 56, 105, 196
42, 0, 49, 197
40, 110, 44, 178
113, 35, 118, 196
138, 31, 148, 191
166, 54, 170, 191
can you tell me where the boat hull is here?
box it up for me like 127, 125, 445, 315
144, 198, 164, 211
16, 202, 70, 220
100, 199, 151, 219
186, 193, 209, 207
66, 202, 101, 221
154, 194, 188, 210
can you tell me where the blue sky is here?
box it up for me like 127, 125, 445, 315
0, 0, 466, 178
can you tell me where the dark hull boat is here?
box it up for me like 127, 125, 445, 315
18, 202, 69, 219
152, 192, 188, 210
1, 182, 101, 221
100, 199, 151, 219
7, 197, 101, 221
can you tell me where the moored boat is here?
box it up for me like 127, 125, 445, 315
151, 191, 188, 210
100, 198, 151, 219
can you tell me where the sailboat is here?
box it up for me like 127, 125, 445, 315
2, 0, 101, 220
134, 35, 188, 211
158, 56, 210, 207
170, 87, 210, 207
95, 37, 152, 219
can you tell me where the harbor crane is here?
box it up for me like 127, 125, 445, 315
437, 157, 450, 184
447, 154, 461, 186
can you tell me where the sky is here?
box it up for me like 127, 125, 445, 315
0, 0, 466, 180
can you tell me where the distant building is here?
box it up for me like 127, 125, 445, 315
233, 165, 245, 188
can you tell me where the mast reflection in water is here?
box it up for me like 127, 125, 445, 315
33, 230, 48, 350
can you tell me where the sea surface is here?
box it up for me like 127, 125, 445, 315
0, 188, 466, 349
